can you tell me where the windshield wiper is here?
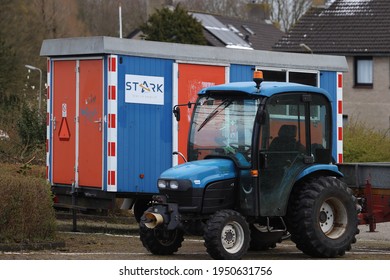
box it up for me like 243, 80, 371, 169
197, 99, 232, 132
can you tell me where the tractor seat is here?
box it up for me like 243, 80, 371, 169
269, 125, 299, 151
278, 125, 297, 139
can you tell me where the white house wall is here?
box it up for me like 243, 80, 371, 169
343, 56, 390, 132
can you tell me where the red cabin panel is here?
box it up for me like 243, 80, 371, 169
177, 64, 226, 164
51, 59, 103, 188
52, 60, 77, 185
78, 59, 103, 188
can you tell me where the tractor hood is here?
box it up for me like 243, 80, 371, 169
159, 159, 237, 189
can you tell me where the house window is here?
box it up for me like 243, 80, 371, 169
355, 57, 373, 87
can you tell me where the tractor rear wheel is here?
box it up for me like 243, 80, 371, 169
287, 176, 359, 257
204, 209, 250, 260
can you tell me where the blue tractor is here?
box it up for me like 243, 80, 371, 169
139, 71, 359, 259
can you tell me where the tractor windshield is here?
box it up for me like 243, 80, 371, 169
188, 95, 261, 167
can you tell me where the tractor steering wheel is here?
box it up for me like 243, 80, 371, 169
227, 143, 252, 158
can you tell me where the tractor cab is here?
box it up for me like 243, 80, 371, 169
184, 71, 336, 217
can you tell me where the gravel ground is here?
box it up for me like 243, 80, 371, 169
358, 222, 390, 241
0, 214, 389, 260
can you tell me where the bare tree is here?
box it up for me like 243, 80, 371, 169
176, 0, 320, 31
263, 0, 313, 31
35, 0, 87, 39
177, 0, 247, 18
0, 0, 88, 71
78, 0, 147, 37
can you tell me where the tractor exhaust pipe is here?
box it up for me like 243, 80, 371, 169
143, 212, 164, 229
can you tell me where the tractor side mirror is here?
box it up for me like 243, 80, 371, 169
173, 106, 181, 121
173, 102, 197, 122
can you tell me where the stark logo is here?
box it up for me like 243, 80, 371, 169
125, 74, 164, 105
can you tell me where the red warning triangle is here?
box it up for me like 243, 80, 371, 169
58, 117, 70, 140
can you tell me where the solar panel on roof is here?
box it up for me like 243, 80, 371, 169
227, 24, 240, 33
242, 24, 256, 35
192, 13, 252, 49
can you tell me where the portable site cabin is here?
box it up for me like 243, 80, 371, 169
40, 36, 348, 212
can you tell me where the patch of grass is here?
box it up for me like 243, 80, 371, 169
344, 120, 390, 162
0, 164, 56, 244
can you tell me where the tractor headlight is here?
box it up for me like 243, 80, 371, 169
169, 180, 179, 190
157, 179, 167, 189
158, 179, 191, 191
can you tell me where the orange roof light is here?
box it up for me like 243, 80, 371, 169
253, 70, 263, 80
253, 70, 263, 90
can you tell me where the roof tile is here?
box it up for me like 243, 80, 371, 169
273, 0, 390, 55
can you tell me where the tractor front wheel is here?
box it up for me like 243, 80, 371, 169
204, 209, 250, 260
139, 226, 184, 255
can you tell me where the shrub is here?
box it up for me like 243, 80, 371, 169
343, 120, 390, 162
0, 104, 46, 165
0, 164, 56, 243
17, 104, 46, 148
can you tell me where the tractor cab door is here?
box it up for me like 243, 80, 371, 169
254, 92, 332, 217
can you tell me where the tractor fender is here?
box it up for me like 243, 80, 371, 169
296, 164, 343, 181
280, 164, 344, 216
262, 164, 343, 217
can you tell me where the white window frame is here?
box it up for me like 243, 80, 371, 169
255, 66, 320, 87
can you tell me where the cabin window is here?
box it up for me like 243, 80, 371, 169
257, 67, 318, 87
289, 71, 317, 86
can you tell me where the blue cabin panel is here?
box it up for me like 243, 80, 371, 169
114, 56, 174, 193
230, 64, 254, 82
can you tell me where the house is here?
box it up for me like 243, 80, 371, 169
191, 12, 284, 51
128, 3, 284, 51
273, 0, 390, 133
